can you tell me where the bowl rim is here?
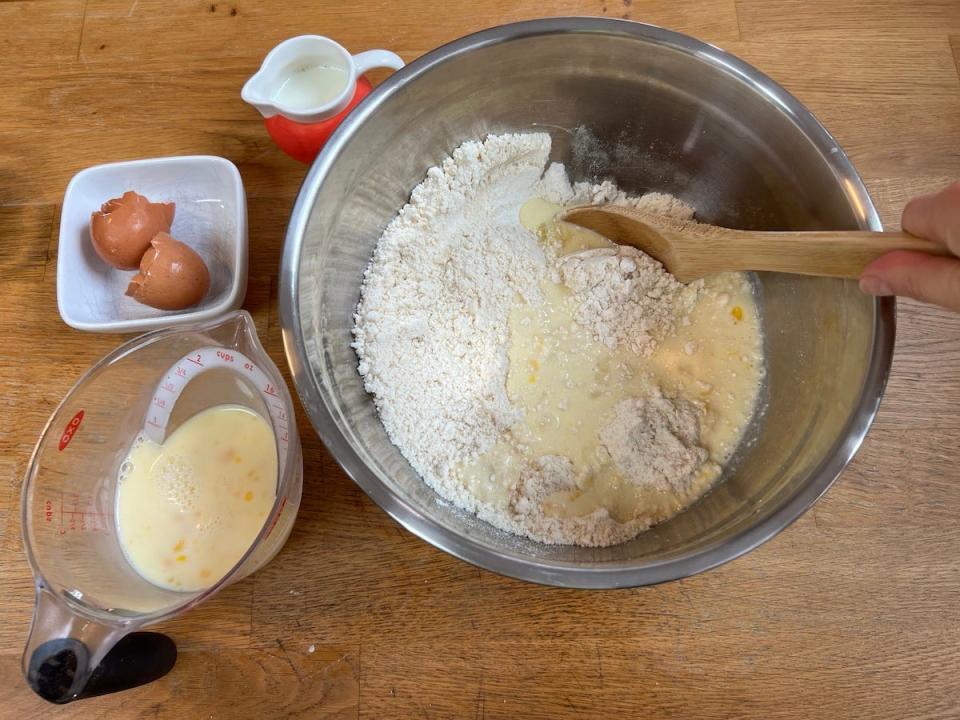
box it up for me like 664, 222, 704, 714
279, 17, 895, 588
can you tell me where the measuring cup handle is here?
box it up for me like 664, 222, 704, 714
351, 49, 405, 76
23, 587, 177, 703
81, 632, 177, 701
27, 632, 177, 704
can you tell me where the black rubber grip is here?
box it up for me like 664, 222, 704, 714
27, 632, 176, 704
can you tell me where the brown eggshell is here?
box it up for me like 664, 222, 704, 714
90, 191, 175, 269
125, 232, 210, 310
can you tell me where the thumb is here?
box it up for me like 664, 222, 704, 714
901, 181, 960, 254
860, 250, 960, 312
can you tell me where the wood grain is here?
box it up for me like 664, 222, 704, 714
736, 0, 960, 38
0, 205, 55, 281
0, 0, 85, 70
3, 1, 960, 718
75, 0, 739, 64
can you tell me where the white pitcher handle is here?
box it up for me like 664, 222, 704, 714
352, 49, 405, 75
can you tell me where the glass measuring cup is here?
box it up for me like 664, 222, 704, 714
20, 310, 302, 703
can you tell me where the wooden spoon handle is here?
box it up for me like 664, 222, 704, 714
720, 230, 952, 279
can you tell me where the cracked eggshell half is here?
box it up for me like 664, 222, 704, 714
126, 232, 211, 310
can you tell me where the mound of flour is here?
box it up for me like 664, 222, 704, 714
353, 134, 551, 482
353, 133, 706, 546
559, 246, 701, 357
599, 390, 709, 493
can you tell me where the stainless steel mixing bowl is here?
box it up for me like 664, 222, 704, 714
280, 18, 893, 588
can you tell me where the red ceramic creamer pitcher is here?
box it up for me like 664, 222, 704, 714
242, 36, 404, 164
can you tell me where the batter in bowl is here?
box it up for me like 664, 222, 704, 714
352, 133, 764, 546
458, 199, 763, 545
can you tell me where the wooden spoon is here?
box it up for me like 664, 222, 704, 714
561, 205, 949, 282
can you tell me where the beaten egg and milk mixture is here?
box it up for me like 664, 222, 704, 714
116, 405, 277, 592
458, 199, 764, 531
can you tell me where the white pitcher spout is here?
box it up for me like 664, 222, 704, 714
241, 72, 277, 119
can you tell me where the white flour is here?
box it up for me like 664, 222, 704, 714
352, 134, 551, 482
510, 455, 577, 517
599, 390, 710, 493
559, 246, 700, 357
353, 133, 711, 546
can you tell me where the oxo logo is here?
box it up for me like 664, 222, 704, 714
58, 410, 84, 451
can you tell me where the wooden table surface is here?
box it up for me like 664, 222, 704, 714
3, 1, 960, 717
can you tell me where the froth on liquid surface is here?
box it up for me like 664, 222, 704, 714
116, 404, 277, 592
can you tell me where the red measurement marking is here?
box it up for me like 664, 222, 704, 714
186, 354, 204, 366
264, 383, 278, 397
244, 362, 255, 372
58, 410, 84, 451
56, 492, 110, 533
265, 496, 288, 538
161, 382, 175, 393
216, 350, 235, 363
45, 500, 53, 523
152, 397, 166, 409
176, 366, 187, 378
146, 418, 164, 430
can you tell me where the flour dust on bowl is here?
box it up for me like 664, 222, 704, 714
281, 18, 893, 588
20, 311, 302, 702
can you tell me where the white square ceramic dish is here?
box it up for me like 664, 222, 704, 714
57, 155, 248, 333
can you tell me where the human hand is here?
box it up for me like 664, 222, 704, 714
860, 182, 960, 311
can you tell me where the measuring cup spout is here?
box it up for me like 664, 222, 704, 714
23, 585, 176, 703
